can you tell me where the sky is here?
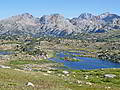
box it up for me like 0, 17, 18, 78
0, 0, 120, 19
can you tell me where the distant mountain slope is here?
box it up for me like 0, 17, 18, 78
70, 12, 120, 33
0, 12, 120, 37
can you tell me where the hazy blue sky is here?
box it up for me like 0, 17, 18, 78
0, 0, 120, 19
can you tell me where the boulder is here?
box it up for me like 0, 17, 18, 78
47, 71, 52, 74
62, 71, 69, 74
76, 80, 83, 84
0, 65, 11, 69
25, 82, 34, 87
85, 75, 89, 79
86, 82, 92, 85
104, 74, 116, 78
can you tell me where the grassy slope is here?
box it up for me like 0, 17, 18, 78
0, 68, 69, 90
0, 68, 120, 90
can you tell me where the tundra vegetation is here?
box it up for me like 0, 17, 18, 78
0, 30, 120, 90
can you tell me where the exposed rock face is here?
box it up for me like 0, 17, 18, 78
0, 13, 40, 36
37, 14, 79, 36
98, 12, 120, 22
78, 13, 96, 20
0, 12, 120, 37
70, 12, 120, 33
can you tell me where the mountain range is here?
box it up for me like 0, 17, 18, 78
0, 12, 120, 37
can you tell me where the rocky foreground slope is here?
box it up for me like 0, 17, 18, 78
0, 12, 120, 37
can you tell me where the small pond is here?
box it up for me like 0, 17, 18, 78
0, 51, 14, 55
49, 51, 120, 70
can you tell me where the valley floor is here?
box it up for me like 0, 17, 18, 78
0, 36, 120, 90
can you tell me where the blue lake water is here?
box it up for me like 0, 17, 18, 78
49, 51, 120, 70
0, 51, 13, 55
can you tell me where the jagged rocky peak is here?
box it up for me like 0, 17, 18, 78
39, 13, 77, 33
97, 12, 120, 22
0, 12, 120, 37
78, 13, 96, 19
39, 13, 72, 26
98, 12, 110, 19
39, 13, 65, 25
0, 12, 38, 31
10, 13, 34, 20
51, 13, 64, 18
20, 13, 34, 18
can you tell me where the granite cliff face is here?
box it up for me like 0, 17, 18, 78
70, 12, 120, 33
37, 14, 79, 36
0, 12, 120, 37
